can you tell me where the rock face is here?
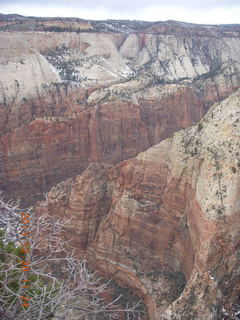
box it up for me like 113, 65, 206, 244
0, 32, 61, 106
36, 90, 240, 319
1, 18, 240, 204
1, 15, 240, 319
0, 86, 206, 204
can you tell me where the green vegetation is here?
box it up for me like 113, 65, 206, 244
0, 230, 60, 319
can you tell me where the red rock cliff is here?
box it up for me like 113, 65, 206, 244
1, 24, 240, 206
36, 90, 240, 319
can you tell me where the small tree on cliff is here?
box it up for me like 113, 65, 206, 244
0, 192, 143, 320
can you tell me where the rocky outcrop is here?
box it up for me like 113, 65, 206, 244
0, 19, 240, 205
1, 30, 240, 105
1, 14, 239, 319
36, 90, 240, 319
0, 86, 205, 205
0, 32, 60, 106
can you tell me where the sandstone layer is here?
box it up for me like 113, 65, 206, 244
1, 19, 240, 204
0, 85, 205, 205
37, 90, 240, 319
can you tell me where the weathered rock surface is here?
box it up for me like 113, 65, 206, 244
37, 90, 240, 319
0, 17, 240, 206
0, 86, 205, 205
1, 15, 240, 319
1, 30, 240, 105
0, 32, 60, 106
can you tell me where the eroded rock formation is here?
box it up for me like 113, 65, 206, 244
0, 86, 206, 204
1, 18, 240, 204
36, 90, 240, 319
1, 15, 240, 319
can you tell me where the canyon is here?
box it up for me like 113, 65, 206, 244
1, 17, 240, 204
0, 14, 240, 319
37, 89, 240, 319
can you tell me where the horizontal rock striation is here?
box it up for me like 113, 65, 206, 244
0, 86, 204, 205
0, 20, 240, 205
36, 90, 240, 319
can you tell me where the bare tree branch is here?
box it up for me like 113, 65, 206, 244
0, 192, 144, 320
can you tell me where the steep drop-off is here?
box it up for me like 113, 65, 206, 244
37, 90, 240, 319
1, 19, 240, 204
